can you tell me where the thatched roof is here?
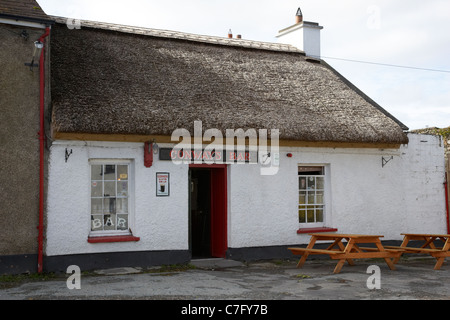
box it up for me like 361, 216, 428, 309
50, 17, 409, 145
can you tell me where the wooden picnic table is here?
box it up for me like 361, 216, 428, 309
288, 233, 403, 274
386, 233, 450, 270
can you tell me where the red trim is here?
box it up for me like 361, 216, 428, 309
210, 166, 228, 258
445, 174, 449, 234
88, 235, 140, 243
37, 27, 50, 274
297, 227, 338, 234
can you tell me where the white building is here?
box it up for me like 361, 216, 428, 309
44, 11, 447, 271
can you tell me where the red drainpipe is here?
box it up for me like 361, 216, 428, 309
445, 173, 450, 234
37, 27, 50, 274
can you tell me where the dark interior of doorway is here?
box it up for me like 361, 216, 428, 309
190, 168, 211, 258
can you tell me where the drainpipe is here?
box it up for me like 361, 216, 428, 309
37, 27, 50, 274
445, 173, 450, 234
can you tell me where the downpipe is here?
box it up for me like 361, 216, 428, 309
37, 27, 50, 274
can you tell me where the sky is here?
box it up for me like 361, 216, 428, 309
36, 0, 450, 130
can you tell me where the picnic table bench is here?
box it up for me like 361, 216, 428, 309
385, 233, 450, 270
288, 233, 403, 274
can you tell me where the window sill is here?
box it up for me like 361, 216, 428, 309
87, 235, 140, 243
297, 227, 338, 234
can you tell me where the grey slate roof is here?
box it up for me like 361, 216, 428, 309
0, 0, 53, 24
50, 17, 409, 145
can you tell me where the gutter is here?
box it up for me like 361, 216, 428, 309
0, 13, 55, 26
37, 27, 50, 274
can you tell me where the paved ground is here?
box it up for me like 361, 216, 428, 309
1, 256, 450, 301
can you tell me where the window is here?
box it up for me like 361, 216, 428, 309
90, 161, 132, 235
298, 166, 325, 225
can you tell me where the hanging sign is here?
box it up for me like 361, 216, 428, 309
156, 172, 170, 196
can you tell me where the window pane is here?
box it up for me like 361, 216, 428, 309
299, 209, 306, 223
117, 214, 128, 230
117, 165, 128, 180
118, 181, 128, 197
116, 198, 128, 214
91, 165, 103, 180
316, 177, 324, 189
104, 198, 116, 214
91, 181, 102, 197
307, 209, 315, 223
104, 165, 116, 180
299, 191, 306, 204
91, 215, 103, 231
104, 181, 116, 197
103, 214, 116, 230
91, 198, 103, 214
316, 191, 324, 204
299, 177, 307, 189
307, 177, 315, 189
307, 193, 314, 204
316, 208, 324, 222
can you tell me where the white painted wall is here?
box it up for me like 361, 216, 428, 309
46, 141, 189, 256
46, 133, 446, 256
229, 134, 446, 248
402, 134, 447, 233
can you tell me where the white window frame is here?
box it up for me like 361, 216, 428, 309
88, 159, 135, 237
298, 164, 330, 228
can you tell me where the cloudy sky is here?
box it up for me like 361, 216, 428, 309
37, 0, 450, 130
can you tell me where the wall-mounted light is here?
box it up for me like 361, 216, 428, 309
24, 40, 44, 71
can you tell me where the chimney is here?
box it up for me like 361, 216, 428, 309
276, 7, 323, 58
295, 7, 303, 24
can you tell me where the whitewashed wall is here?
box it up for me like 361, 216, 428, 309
46, 141, 189, 256
402, 134, 447, 233
229, 133, 446, 248
46, 133, 446, 257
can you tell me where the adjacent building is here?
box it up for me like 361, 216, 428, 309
0, 0, 53, 273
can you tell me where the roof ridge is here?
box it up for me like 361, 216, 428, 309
50, 15, 304, 54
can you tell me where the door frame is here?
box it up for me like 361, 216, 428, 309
189, 164, 228, 258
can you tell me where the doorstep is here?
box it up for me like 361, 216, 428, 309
190, 258, 245, 269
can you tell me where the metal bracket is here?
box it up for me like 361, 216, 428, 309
65, 148, 73, 162
382, 156, 393, 168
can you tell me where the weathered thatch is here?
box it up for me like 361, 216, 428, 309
50, 18, 409, 145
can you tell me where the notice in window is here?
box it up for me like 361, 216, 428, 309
156, 172, 170, 196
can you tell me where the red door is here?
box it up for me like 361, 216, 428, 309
210, 166, 228, 258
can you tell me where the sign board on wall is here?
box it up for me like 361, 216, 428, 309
156, 172, 170, 196
159, 148, 257, 164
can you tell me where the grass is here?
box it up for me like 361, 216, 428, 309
0, 263, 198, 289
0, 272, 61, 289
142, 263, 197, 274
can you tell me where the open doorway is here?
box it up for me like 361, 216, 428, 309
189, 165, 227, 258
